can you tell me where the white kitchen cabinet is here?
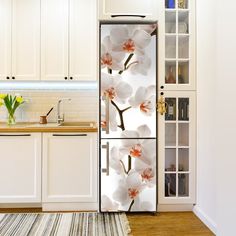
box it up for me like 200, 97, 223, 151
158, 91, 196, 207
42, 133, 97, 209
0, 133, 41, 203
41, 0, 97, 81
98, 0, 158, 20
0, 0, 40, 81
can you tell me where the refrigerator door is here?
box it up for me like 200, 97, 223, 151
100, 23, 157, 139
100, 138, 157, 212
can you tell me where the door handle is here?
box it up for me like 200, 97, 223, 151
52, 134, 87, 136
111, 14, 146, 18
157, 94, 167, 115
102, 142, 109, 176
102, 95, 110, 134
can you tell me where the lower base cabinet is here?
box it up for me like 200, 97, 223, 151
0, 133, 41, 203
42, 133, 97, 210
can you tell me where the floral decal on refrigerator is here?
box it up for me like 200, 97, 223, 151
100, 23, 157, 212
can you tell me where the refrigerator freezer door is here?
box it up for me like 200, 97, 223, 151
100, 138, 157, 212
100, 23, 157, 139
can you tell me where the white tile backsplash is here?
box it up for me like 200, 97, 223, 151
0, 90, 98, 123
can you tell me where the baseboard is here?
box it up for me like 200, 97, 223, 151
158, 204, 194, 212
42, 202, 98, 211
0, 203, 42, 208
193, 205, 217, 235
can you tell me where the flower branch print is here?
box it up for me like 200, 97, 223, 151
100, 24, 157, 212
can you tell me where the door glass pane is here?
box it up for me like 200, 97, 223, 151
165, 174, 176, 197
178, 11, 189, 34
178, 173, 189, 196
178, 61, 189, 84
165, 0, 176, 9
165, 12, 176, 33
165, 123, 176, 146
178, 98, 189, 120
101, 139, 156, 212
165, 98, 176, 120
178, 36, 189, 59
165, 62, 176, 84
178, 123, 189, 146
165, 36, 176, 58
178, 148, 189, 171
178, 0, 188, 9
165, 148, 176, 171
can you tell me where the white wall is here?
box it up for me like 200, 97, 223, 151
196, 1, 236, 235
215, 1, 236, 235
195, 0, 217, 233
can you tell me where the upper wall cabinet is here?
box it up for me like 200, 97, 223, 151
41, 0, 97, 81
98, 0, 158, 21
0, 0, 40, 81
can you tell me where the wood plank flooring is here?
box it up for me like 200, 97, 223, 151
127, 212, 214, 236
0, 209, 214, 235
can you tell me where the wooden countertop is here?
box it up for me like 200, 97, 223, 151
0, 122, 98, 133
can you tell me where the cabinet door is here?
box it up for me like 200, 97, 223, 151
69, 0, 96, 81
41, 0, 69, 81
43, 133, 97, 203
158, 91, 196, 204
11, 0, 40, 81
98, 0, 158, 20
0, 0, 11, 81
0, 133, 41, 203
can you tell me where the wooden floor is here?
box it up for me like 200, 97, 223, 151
127, 212, 214, 236
0, 209, 214, 236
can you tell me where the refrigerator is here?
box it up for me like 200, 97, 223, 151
99, 22, 157, 212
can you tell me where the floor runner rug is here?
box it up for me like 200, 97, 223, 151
0, 212, 131, 236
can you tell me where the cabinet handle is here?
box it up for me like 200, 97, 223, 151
52, 134, 87, 136
70, 77, 73, 80
102, 142, 109, 176
12, 76, 15, 80
64, 77, 68, 80
0, 134, 31, 136
111, 14, 146, 18
6, 76, 10, 80
160, 85, 164, 89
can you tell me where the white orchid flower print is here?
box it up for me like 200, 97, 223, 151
129, 55, 151, 76
112, 170, 144, 207
119, 125, 156, 165
109, 146, 126, 175
129, 85, 156, 116
139, 24, 157, 35
110, 25, 151, 56
134, 157, 156, 187
101, 36, 126, 71
100, 100, 118, 132
101, 72, 133, 104
101, 195, 119, 211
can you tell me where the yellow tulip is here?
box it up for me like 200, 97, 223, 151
0, 94, 7, 99
0, 100, 3, 106
16, 96, 24, 104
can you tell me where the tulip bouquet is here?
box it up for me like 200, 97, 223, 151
0, 93, 25, 125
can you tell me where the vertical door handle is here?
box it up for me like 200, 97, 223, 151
105, 96, 110, 134
102, 142, 109, 176
157, 93, 167, 115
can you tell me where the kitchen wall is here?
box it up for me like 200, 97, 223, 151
0, 90, 98, 123
195, 0, 217, 233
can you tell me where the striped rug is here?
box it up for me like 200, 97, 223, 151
0, 212, 131, 236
